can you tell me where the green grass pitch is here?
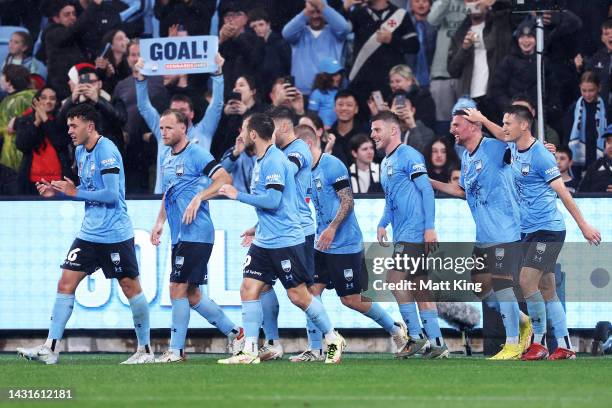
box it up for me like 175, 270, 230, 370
1, 353, 611, 408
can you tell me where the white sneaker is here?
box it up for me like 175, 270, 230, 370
391, 321, 409, 352
258, 341, 284, 361
217, 350, 260, 365
120, 347, 155, 364
17, 344, 58, 365
228, 327, 245, 356
155, 350, 185, 363
289, 349, 325, 363
325, 332, 347, 364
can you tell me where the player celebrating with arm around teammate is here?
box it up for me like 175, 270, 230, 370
287, 124, 409, 362
17, 104, 152, 365
149, 108, 244, 363
218, 113, 346, 365
463, 106, 601, 360
431, 111, 531, 360
371, 111, 448, 359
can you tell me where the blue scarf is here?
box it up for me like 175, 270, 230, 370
568, 96, 606, 166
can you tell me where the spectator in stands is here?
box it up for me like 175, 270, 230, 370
391, 93, 435, 154
1, 31, 47, 79
220, 125, 257, 193
555, 146, 579, 195
348, 133, 382, 193
283, 0, 350, 96
449, 166, 461, 185
427, 0, 466, 135
155, 0, 216, 38
0, 65, 37, 173
490, 20, 560, 121
425, 136, 459, 183
14, 86, 73, 195
218, 2, 264, 99
38, 0, 87, 100
269, 77, 305, 115
58, 62, 127, 153
579, 127, 612, 193
566, 0, 611, 58
308, 57, 344, 128
575, 20, 612, 117
344, 0, 420, 115
135, 54, 225, 193
248, 8, 292, 98
447, 0, 514, 123
385, 64, 436, 129
564, 71, 608, 174
299, 111, 326, 140
327, 90, 367, 168
78, 0, 123, 61
95, 29, 130, 95
511, 94, 560, 147
213, 75, 265, 159
113, 38, 169, 193
406, 0, 436, 89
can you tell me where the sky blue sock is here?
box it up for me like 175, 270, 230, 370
48, 293, 75, 341
363, 302, 396, 334
242, 300, 263, 339
483, 289, 500, 313
546, 296, 569, 344
525, 290, 547, 341
304, 296, 332, 335
399, 302, 422, 338
260, 288, 279, 341
128, 292, 150, 348
169, 297, 190, 351
306, 295, 323, 350
420, 309, 444, 345
496, 287, 520, 339
191, 295, 236, 336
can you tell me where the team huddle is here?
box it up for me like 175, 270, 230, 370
16, 97, 601, 365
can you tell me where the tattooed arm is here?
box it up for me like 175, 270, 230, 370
317, 187, 354, 251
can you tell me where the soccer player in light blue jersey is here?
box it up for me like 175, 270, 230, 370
149, 109, 244, 363
253, 106, 317, 361
134, 54, 225, 193
431, 111, 532, 360
217, 113, 346, 364
464, 106, 601, 360
17, 104, 152, 365
371, 111, 448, 359
285, 124, 409, 362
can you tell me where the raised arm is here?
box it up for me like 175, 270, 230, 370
463, 108, 505, 140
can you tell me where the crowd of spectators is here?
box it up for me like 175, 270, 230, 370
0, 0, 611, 196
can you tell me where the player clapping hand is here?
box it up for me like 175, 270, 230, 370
50, 177, 78, 197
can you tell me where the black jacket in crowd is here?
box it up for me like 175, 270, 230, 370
347, 3, 420, 111
219, 30, 265, 99
388, 84, 437, 131
579, 155, 612, 193
155, 0, 215, 37
14, 113, 73, 195
257, 31, 292, 96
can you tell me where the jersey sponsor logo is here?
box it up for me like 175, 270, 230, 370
475, 160, 483, 173
101, 157, 117, 166
335, 175, 348, 182
521, 163, 530, 176
111, 252, 121, 265
281, 259, 292, 273
343, 268, 354, 281
175, 256, 185, 269
176, 164, 184, 177
544, 166, 560, 176
412, 163, 426, 173
495, 247, 505, 260
265, 173, 281, 183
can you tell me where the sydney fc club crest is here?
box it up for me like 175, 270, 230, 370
110, 253, 121, 265
176, 164, 184, 177
495, 247, 505, 260
315, 178, 323, 191
475, 160, 483, 173
281, 259, 292, 273
175, 256, 185, 269
521, 163, 530, 176
344, 269, 354, 282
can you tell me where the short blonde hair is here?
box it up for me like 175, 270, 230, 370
388, 64, 420, 87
